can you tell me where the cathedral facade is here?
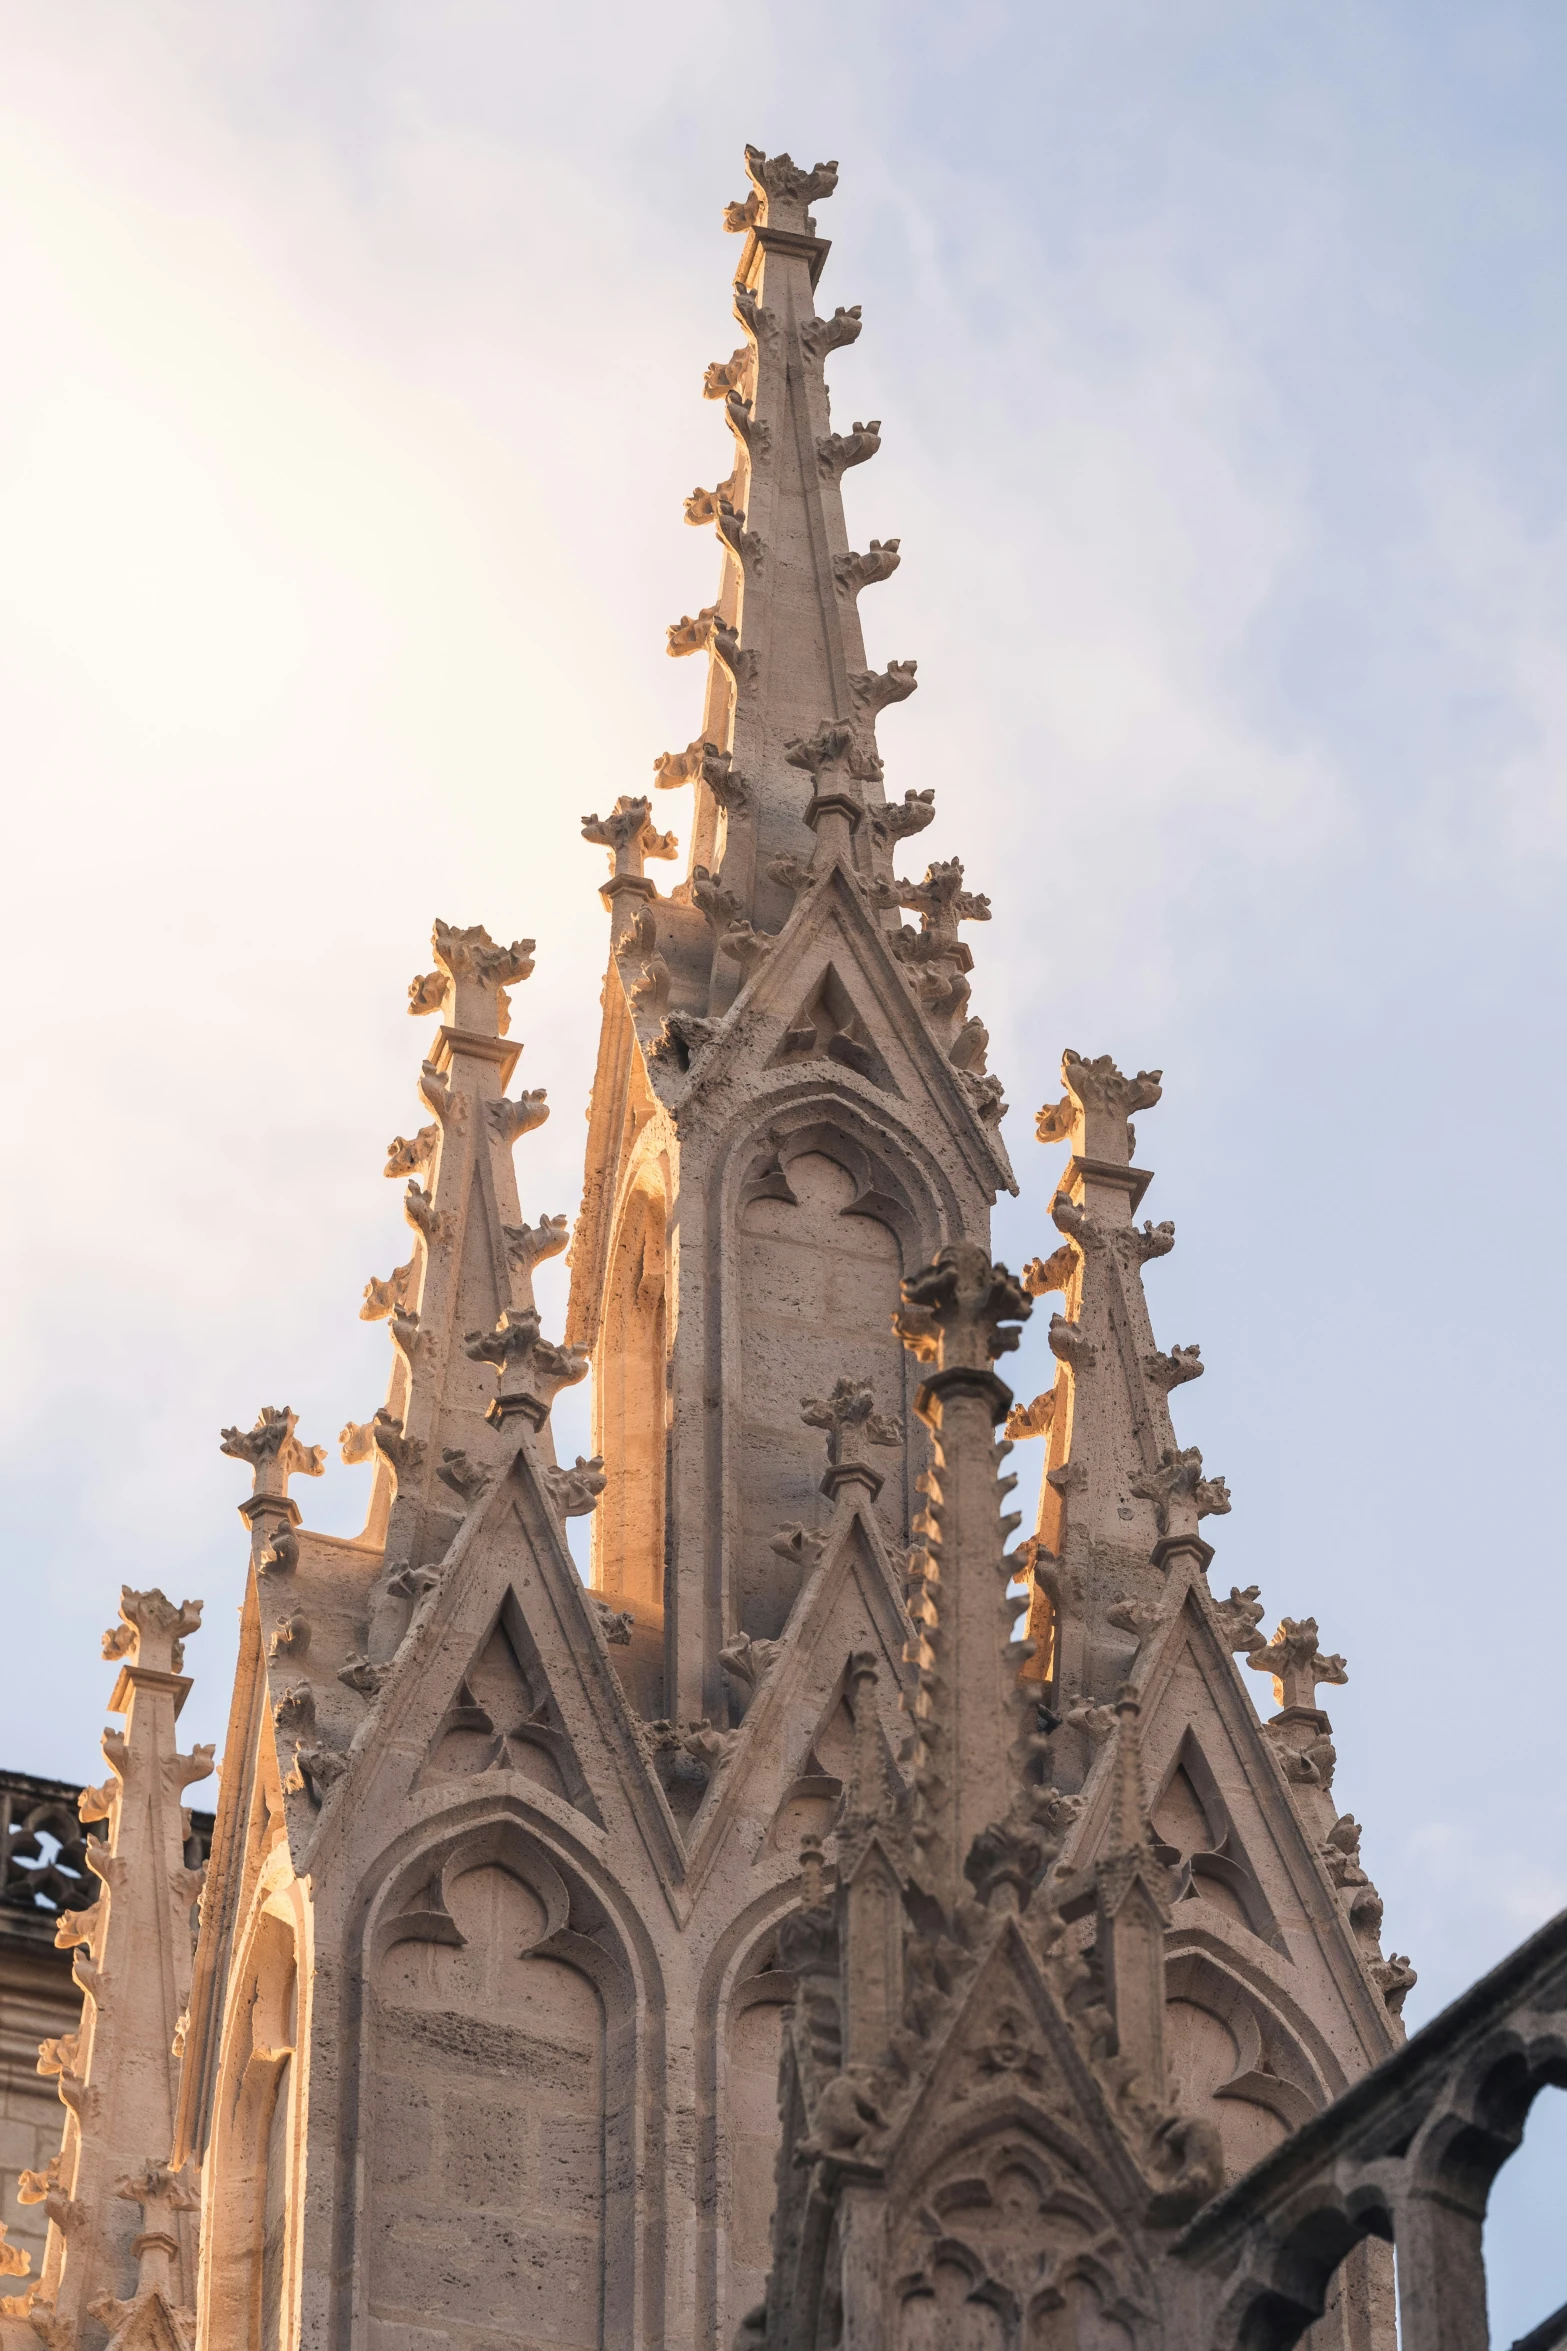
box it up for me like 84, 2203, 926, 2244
2, 145, 1560, 2351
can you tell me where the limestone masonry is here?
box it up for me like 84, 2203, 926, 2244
3, 144, 1562, 2351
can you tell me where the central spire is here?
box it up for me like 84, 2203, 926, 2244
657, 145, 917, 982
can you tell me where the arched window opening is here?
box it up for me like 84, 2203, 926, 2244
594, 1178, 668, 1622
1484, 2082, 1567, 2347
202, 1905, 298, 2351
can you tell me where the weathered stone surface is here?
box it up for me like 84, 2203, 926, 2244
15, 141, 1562, 2351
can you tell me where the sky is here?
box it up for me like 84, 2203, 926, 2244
3, 0, 1566, 2327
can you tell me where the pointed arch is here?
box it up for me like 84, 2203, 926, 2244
338, 1801, 656, 2351
594, 1167, 669, 1624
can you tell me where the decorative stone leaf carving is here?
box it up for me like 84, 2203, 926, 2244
1130, 1445, 1231, 1532
402, 1180, 446, 1240
339, 1419, 376, 1466
1003, 1389, 1056, 1441
833, 539, 899, 595
743, 145, 839, 210
769, 1522, 829, 1571
487, 1090, 551, 1144
717, 920, 774, 976
721, 191, 761, 235
543, 1455, 608, 1518
648, 1012, 723, 1070
407, 970, 446, 1016
708, 614, 757, 685
1047, 1311, 1096, 1370
702, 347, 753, 400
272, 1683, 315, 1733
691, 864, 746, 931
1213, 1584, 1267, 1654
430, 917, 535, 1003
713, 501, 764, 575
1134, 1218, 1177, 1261
591, 1598, 635, 1646
893, 1242, 1030, 1368
653, 735, 734, 793
949, 1015, 990, 1074
435, 1449, 491, 1506
337, 1655, 392, 1696
259, 1521, 298, 1574
876, 855, 990, 945
463, 1307, 589, 1420
360, 1258, 418, 1322
1144, 1343, 1204, 1390
218, 1407, 326, 1485
417, 1061, 465, 1124
288, 1745, 347, 1806
581, 795, 679, 877
718, 1630, 783, 1688
368, 1409, 425, 1483
766, 851, 814, 896
801, 303, 862, 359
682, 477, 737, 528
849, 658, 918, 711
723, 392, 771, 456
800, 1377, 903, 1472
384, 1124, 439, 1177
1022, 1245, 1076, 1298
667, 604, 721, 657
1370, 1952, 1418, 2012
1247, 1616, 1348, 1712
867, 788, 936, 852
269, 1610, 310, 1659
503, 1212, 571, 1273
1107, 1596, 1163, 1641
731, 283, 770, 341
818, 420, 881, 475
962, 1071, 1008, 1124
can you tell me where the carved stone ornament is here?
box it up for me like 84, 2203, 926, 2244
384, 1123, 439, 1178
435, 1448, 491, 1507
1144, 1341, 1204, 1390
849, 658, 918, 712
800, 1376, 903, 1470
581, 796, 678, 879
360, 1258, 418, 1322
591, 1597, 634, 1646
667, 604, 720, 658
219, 1405, 326, 1490
800, 303, 862, 360
368, 1409, 425, 1483
1129, 1444, 1231, 1536
1247, 1615, 1348, 1712
488, 1090, 551, 1144
1213, 1582, 1267, 1654
817, 419, 881, 476
702, 346, 753, 401
1003, 1388, 1057, 1440
463, 1306, 589, 1424
422, 917, 535, 1037
893, 1242, 1031, 1380
503, 1212, 571, 1273
543, 1455, 608, 1518
718, 1629, 783, 1689
867, 785, 936, 847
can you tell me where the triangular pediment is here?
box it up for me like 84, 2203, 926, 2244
886, 1922, 1156, 2252
298, 1435, 689, 1895
1065, 1571, 1400, 2121
637, 859, 1016, 1198
681, 1497, 913, 1902
416, 1601, 603, 1826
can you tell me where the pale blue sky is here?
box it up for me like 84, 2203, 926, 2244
3, 2, 1565, 2328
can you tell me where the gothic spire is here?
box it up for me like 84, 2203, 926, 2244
655, 147, 926, 982
17, 1590, 212, 2346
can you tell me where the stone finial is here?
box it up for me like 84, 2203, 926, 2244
581, 797, 679, 885
893, 1243, 1030, 1417
1036, 1048, 1163, 1169
219, 1406, 326, 1515
800, 1378, 903, 1501
1247, 1617, 1348, 1713
740, 144, 839, 232
408, 918, 535, 1039
102, 1590, 203, 1681
878, 856, 991, 954
463, 1306, 589, 1431
1129, 1445, 1231, 1565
